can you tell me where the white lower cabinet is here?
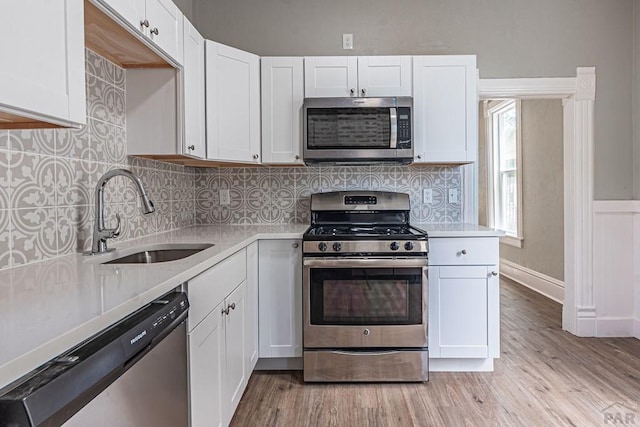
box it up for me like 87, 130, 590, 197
186, 249, 253, 427
258, 240, 302, 358
245, 242, 259, 373
429, 237, 500, 359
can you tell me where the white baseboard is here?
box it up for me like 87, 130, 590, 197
634, 318, 640, 340
595, 317, 635, 337
500, 258, 564, 304
429, 358, 494, 372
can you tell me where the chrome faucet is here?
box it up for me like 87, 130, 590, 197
90, 169, 155, 255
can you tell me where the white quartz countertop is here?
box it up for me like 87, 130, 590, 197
0, 224, 308, 388
416, 223, 504, 237
0, 222, 501, 388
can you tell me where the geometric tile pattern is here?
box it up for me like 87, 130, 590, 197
0, 49, 195, 270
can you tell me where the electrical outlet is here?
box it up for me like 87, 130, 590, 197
448, 189, 459, 204
423, 188, 433, 204
220, 189, 230, 205
342, 33, 353, 50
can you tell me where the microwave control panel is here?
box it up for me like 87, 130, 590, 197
397, 107, 412, 149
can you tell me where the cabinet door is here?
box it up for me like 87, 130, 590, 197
182, 17, 206, 158
357, 56, 412, 97
206, 41, 261, 163
245, 242, 259, 373
145, 0, 184, 65
223, 282, 247, 426
261, 57, 304, 164
304, 56, 358, 97
429, 265, 490, 358
188, 303, 224, 427
0, 0, 85, 127
258, 240, 302, 358
412, 55, 477, 163
97, 0, 146, 34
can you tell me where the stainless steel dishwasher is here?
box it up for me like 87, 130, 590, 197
0, 291, 189, 427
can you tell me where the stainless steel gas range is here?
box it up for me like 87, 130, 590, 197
302, 191, 429, 382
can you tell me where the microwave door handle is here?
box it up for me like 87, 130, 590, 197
389, 107, 398, 148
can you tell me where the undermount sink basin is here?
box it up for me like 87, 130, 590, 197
99, 243, 215, 265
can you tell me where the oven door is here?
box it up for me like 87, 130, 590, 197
303, 257, 428, 349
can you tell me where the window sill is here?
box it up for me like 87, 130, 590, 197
500, 235, 523, 248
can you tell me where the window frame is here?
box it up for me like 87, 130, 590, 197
485, 99, 523, 248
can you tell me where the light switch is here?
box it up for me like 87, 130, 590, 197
220, 189, 230, 205
423, 189, 433, 204
342, 34, 353, 50
448, 189, 459, 204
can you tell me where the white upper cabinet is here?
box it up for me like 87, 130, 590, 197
206, 41, 261, 163
304, 56, 411, 97
182, 17, 206, 158
357, 56, 412, 97
261, 57, 304, 164
412, 55, 477, 164
0, 0, 86, 128
96, 0, 184, 65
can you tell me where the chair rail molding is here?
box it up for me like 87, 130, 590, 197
479, 67, 596, 337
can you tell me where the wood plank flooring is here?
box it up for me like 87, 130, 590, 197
231, 278, 640, 426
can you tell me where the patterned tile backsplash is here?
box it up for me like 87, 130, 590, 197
0, 49, 463, 272
194, 165, 462, 226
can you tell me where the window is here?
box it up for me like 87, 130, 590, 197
486, 99, 523, 247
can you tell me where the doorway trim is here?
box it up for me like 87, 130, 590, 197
478, 68, 596, 336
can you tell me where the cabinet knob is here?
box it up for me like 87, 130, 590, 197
350, 88, 355, 96
222, 306, 230, 315
187, 145, 195, 151
150, 27, 159, 36
253, 154, 259, 160
292, 243, 299, 248
140, 19, 150, 28
461, 249, 467, 255
491, 271, 498, 276
361, 88, 366, 96
229, 302, 236, 311
416, 154, 422, 159
295, 155, 300, 160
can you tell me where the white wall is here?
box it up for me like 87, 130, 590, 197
192, 0, 635, 201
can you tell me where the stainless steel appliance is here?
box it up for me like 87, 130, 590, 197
0, 292, 189, 427
302, 191, 428, 382
303, 97, 413, 165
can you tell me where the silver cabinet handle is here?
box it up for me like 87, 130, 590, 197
361, 88, 366, 96
150, 27, 159, 36
294, 155, 300, 160
222, 306, 230, 315
293, 243, 299, 248
229, 302, 236, 311
416, 154, 422, 159
350, 88, 355, 95
491, 271, 498, 276
461, 249, 467, 255
140, 19, 150, 28
187, 145, 195, 151
253, 154, 259, 160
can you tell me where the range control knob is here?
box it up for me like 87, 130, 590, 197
404, 242, 414, 251
390, 242, 400, 251
333, 242, 342, 252
318, 242, 327, 252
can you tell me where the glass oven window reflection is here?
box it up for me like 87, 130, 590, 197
307, 108, 391, 149
309, 267, 423, 325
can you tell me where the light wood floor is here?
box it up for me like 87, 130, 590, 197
231, 278, 640, 426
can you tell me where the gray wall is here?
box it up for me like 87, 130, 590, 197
635, 1, 640, 199
173, 0, 194, 22
479, 100, 564, 281
192, 0, 635, 200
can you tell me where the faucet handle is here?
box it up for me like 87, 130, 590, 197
107, 213, 121, 238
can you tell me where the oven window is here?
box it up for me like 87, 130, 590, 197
307, 108, 391, 149
309, 267, 423, 325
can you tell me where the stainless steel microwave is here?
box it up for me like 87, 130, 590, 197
303, 97, 413, 165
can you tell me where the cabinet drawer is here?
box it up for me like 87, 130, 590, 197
429, 237, 498, 266
188, 249, 247, 331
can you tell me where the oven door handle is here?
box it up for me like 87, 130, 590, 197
303, 257, 427, 268
331, 350, 400, 356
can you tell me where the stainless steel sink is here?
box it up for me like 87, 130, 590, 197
98, 243, 215, 264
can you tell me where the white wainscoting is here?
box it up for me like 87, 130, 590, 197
500, 259, 564, 304
592, 201, 640, 338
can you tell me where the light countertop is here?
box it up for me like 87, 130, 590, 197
0, 222, 501, 388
